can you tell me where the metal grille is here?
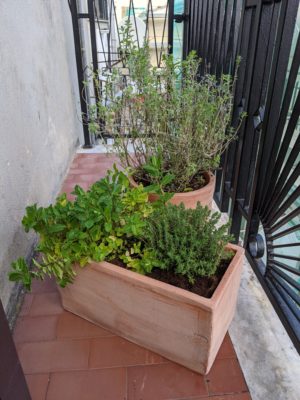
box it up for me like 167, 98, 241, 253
186, 0, 300, 351
69, 0, 184, 146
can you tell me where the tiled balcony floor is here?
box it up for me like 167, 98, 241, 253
14, 153, 251, 400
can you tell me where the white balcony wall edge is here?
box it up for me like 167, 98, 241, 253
0, 0, 83, 317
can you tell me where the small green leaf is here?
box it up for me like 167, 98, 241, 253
105, 222, 112, 233
48, 224, 66, 233
161, 173, 175, 187
143, 165, 160, 177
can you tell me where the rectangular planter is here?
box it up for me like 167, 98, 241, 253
59, 243, 244, 374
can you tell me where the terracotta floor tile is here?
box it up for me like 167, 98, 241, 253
19, 293, 34, 316
13, 315, 58, 343
216, 333, 236, 359
127, 363, 208, 400
60, 183, 76, 193
29, 293, 63, 316
57, 312, 114, 339
17, 340, 89, 373
189, 394, 251, 400
25, 374, 50, 400
214, 394, 251, 400
68, 167, 104, 175
75, 154, 118, 163
89, 336, 166, 368
46, 368, 126, 400
206, 358, 248, 395
31, 277, 57, 294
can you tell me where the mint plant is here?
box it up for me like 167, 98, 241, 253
9, 166, 159, 290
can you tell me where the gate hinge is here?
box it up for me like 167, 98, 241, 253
248, 234, 265, 258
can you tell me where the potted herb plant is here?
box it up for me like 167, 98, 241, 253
9, 168, 244, 374
89, 29, 243, 208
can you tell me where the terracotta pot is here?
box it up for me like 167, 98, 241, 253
129, 171, 216, 209
59, 243, 244, 375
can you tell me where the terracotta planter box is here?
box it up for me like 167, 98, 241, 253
59, 243, 244, 375
130, 171, 216, 209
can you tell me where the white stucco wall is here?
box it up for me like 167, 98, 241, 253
0, 1, 83, 314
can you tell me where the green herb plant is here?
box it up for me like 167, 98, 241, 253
9, 167, 159, 290
143, 203, 233, 284
88, 22, 245, 193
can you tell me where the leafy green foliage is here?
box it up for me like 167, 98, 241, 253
139, 153, 174, 203
9, 167, 160, 290
88, 22, 244, 192
143, 203, 233, 283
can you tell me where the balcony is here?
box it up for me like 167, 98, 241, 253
0, 1, 299, 400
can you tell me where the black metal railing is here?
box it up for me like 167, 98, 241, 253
186, 0, 300, 351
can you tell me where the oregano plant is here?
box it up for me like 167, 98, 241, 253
87, 22, 245, 192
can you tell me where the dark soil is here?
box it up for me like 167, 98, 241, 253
133, 170, 207, 192
111, 258, 232, 298
147, 259, 231, 298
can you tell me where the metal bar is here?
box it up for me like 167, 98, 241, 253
271, 272, 300, 307
268, 206, 300, 234
149, 0, 159, 66
207, 0, 219, 69
270, 265, 300, 292
272, 254, 300, 264
200, 0, 208, 73
94, 2, 108, 68
225, 0, 238, 74
256, 0, 299, 210
270, 259, 300, 275
211, 0, 224, 74
261, 92, 300, 219
182, 0, 190, 59
88, 0, 100, 79
158, 0, 169, 66
168, 0, 175, 53
246, 250, 300, 351
130, 0, 140, 49
268, 223, 300, 241
263, 162, 300, 223
271, 242, 300, 249
216, 0, 230, 77
229, 3, 266, 240
218, 0, 245, 211
266, 185, 300, 226
70, 0, 92, 147
269, 274, 300, 322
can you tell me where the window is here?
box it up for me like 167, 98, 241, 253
95, 0, 108, 21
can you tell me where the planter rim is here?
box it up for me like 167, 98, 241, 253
129, 171, 215, 197
85, 243, 244, 312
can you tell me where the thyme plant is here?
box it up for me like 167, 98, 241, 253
143, 203, 233, 283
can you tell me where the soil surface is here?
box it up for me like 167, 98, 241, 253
147, 259, 231, 298
133, 170, 207, 192
112, 258, 232, 298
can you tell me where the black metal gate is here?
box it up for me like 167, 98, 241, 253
70, 0, 300, 351
185, 0, 300, 351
